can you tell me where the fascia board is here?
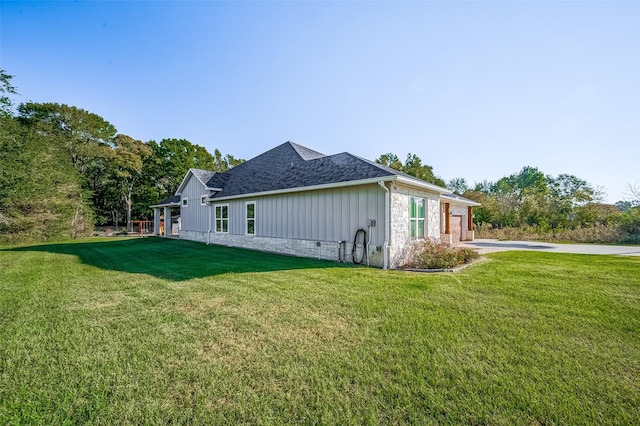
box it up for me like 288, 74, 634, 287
208, 176, 396, 202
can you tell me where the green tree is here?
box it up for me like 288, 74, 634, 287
447, 177, 469, 195
112, 135, 153, 231
17, 103, 117, 175
0, 117, 89, 241
374, 152, 446, 187
0, 69, 17, 117
375, 153, 403, 171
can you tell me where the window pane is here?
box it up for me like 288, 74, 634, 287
418, 220, 424, 238
417, 199, 425, 217
247, 203, 254, 219
410, 198, 416, 218
410, 220, 416, 238
216, 220, 221, 232
221, 206, 228, 218
216, 206, 221, 216
222, 220, 228, 233
247, 219, 255, 235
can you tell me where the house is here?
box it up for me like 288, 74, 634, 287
150, 142, 479, 269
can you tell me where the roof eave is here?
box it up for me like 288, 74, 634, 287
440, 194, 481, 207
209, 176, 396, 202
175, 168, 215, 195
395, 175, 449, 194
150, 202, 181, 208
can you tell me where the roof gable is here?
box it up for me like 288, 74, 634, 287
204, 141, 449, 200
175, 168, 218, 195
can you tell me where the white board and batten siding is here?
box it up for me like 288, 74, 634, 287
217, 184, 385, 244
184, 183, 386, 266
179, 175, 211, 232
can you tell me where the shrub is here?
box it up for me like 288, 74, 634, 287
400, 240, 480, 270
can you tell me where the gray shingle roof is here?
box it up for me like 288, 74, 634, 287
190, 169, 216, 186
205, 142, 399, 199
154, 194, 181, 206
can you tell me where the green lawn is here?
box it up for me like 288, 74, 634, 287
1, 237, 638, 425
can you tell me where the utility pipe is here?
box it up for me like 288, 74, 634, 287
207, 201, 212, 245
378, 181, 390, 270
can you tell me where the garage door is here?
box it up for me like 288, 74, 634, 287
451, 216, 462, 243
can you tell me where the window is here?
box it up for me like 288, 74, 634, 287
201, 195, 207, 206
182, 198, 188, 207
410, 197, 425, 238
246, 202, 255, 235
215, 204, 229, 233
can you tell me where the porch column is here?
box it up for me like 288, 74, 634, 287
164, 206, 171, 237
444, 203, 451, 234
467, 206, 473, 231
153, 208, 161, 236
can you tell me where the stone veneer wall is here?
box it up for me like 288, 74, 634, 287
388, 184, 441, 268
180, 230, 384, 268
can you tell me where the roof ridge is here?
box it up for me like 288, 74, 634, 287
286, 141, 326, 160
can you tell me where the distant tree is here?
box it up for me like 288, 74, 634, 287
625, 182, 640, 207
0, 69, 17, 117
447, 177, 469, 195
0, 116, 89, 241
375, 153, 403, 171
111, 135, 153, 231
375, 152, 445, 187
17, 102, 117, 175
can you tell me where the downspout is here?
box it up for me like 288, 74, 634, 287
378, 181, 390, 270
207, 201, 212, 245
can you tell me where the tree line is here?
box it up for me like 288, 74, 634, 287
2, 69, 638, 244
0, 70, 243, 242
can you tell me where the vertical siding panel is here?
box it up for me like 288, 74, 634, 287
367, 185, 377, 245
349, 186, 359, 238
333, 189, 342, 241
287, 194, 294, 239
311, 192, 318, 240
324, 190, 333, 241
340, 188, 350, 241
304, 193, 311, 240
295, 193, 301, 239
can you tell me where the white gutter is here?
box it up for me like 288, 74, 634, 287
207, 203, 212, 245
395, 175, 448, 194
378, 181, 390, 270
211, 176, 397, 202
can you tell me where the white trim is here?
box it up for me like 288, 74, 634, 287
409, 196, 426, 239
378, 181, 390, 270
440, 193, 481, 206
200, 195, 207, 206
174, 168, 222, 196
395, 175, 448, 194
181, 197, 188, 207
214, 203, 229, 234
149, 202, 180, 208
211, 176, 397, 202
245, 201, 256, 236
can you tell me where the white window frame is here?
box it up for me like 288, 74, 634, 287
409, 197, 426, 239
215, 204, 229, 233
182, 197, 188, 207
200, 195, 207, 206
245, 201, 256, 236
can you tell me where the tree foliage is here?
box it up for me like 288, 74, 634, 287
375, 152, 446, 187
0, 73, 243, 241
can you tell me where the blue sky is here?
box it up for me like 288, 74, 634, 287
1, 1, 638, 203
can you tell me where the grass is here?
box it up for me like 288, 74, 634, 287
0, 237, 639, 424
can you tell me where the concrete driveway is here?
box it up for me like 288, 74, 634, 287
460, 239, 640, 256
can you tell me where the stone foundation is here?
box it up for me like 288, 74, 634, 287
180, 230, 384, 268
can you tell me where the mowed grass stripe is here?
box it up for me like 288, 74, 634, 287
0, 237, 638, 424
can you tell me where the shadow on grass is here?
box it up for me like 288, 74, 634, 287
3, 237, 349, 281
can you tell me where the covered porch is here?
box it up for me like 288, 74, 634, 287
440, 194, 480, 245
150, 195, 181, 238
